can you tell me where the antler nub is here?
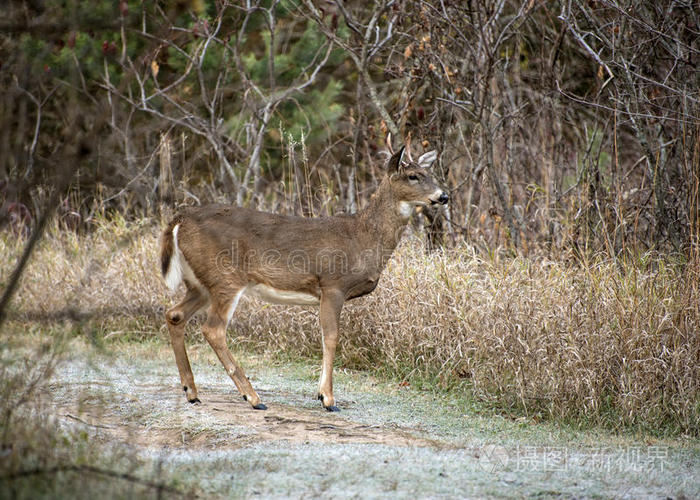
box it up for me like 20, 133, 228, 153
385, 133, 394, 155
405, 133, 414, 164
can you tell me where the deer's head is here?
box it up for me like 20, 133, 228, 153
386, 146, 449, 217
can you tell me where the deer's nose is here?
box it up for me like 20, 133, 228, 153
438, 192, 449, 205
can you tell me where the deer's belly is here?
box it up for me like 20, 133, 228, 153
246, 283, 320, 306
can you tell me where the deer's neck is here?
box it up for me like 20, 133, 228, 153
358, 178, 410, 259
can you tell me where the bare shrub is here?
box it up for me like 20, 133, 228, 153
3, 0, 697, 256
0, 326, 187, 498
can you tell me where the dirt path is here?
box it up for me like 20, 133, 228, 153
39, 341, 700, 499
50, 383, 442, 451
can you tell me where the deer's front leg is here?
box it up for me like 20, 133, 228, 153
318, 289, 344, 412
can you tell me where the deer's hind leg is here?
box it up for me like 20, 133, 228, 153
202, 287, 266, 410
165, 282, 209, 403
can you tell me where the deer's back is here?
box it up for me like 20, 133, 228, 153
171, 204, 374, 296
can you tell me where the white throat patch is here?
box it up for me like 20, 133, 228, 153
398, 201, 414, 218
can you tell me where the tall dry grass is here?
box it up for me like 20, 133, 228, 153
2, 216, 699, 435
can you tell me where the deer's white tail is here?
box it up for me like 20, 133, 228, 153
161, 224, 184, 291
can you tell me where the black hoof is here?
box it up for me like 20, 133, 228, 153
242, 395, 248, 401
318, 394, 340, 411
188, 398, 201, 404
253, 403, 268, 410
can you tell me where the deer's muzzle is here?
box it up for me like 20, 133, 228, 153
430, 192, 449, 205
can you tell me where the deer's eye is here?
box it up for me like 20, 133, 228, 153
408, 174, 419, 181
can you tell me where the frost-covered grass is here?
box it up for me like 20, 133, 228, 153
1, 333, 698, 499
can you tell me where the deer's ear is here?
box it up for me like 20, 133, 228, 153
387, 145, 405, 173
417, 150, 438, 169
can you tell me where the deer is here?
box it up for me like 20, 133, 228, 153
160, 144, 448, 412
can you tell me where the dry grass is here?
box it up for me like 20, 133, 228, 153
2, 216, 699, 436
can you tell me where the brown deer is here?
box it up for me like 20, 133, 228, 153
160, 145, 448, 411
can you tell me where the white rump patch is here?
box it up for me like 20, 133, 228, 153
246, 283, 320, 306
164, 224, 202, 292
164, 225, 183, 291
